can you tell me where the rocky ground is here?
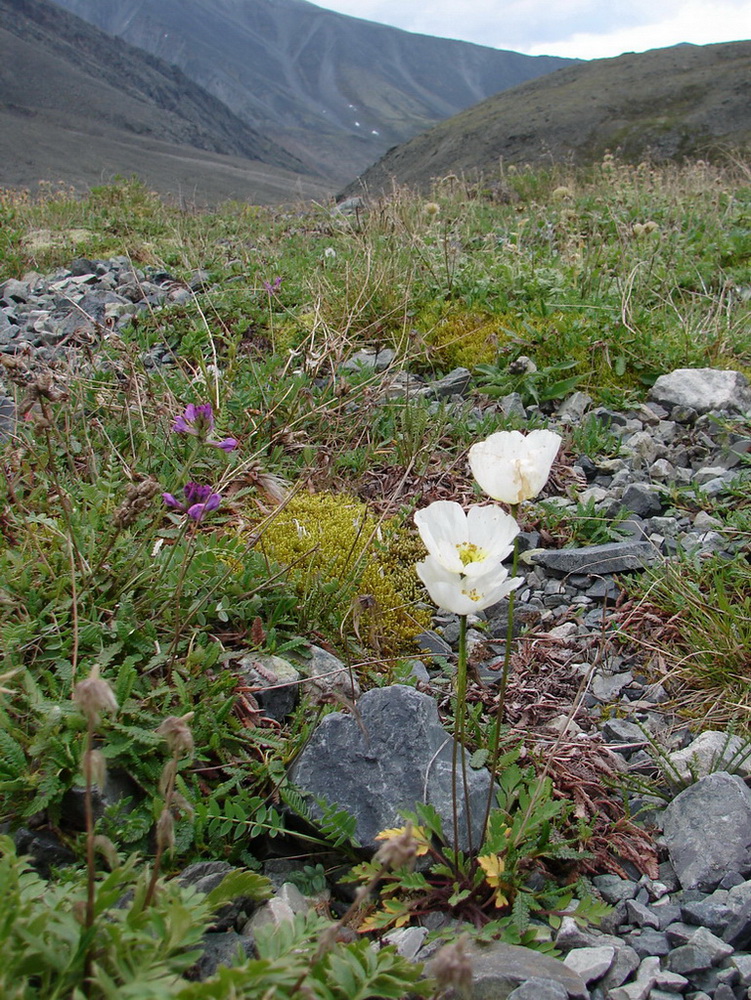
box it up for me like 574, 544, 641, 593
2, 258, 751, 999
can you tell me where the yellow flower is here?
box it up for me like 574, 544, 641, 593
478, 853, 509, 908
375, 824, 431, 857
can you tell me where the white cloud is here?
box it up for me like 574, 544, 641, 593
315, 0, 751, 58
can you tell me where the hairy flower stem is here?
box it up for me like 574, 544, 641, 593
83, 721, 96, 992
451, 614, 473, 866
481, 503, 520, 840
165, 522, 200, 669
143, 749, 179, 910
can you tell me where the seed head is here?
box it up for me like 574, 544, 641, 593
426, 934, 473, 997
373, 821, 419, 871
156, 712, 195, 756
73, 665, 118, 724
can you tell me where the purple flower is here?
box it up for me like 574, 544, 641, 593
172, 403, 214, 439
211, 437, 238, 452
262, 276, 283, 295
172, 403, 238, 451
163, 482, 222, 521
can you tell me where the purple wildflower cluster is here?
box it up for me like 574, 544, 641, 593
171, 403, 237, 452
163, 403, 238, 521
163, 482, 222, 522
262, 276, 283, 295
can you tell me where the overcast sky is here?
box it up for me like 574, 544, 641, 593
314, 0, 751, 59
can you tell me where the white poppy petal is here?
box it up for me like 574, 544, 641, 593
469, 429, 562, 503
414, 500, 467, 573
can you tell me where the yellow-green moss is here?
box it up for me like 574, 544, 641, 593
419, 306, 516, 369
259, 492, 430, 655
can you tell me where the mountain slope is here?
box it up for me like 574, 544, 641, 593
50, 0, 574, 181
344, 41, 751, 196
0, 0, 329, 204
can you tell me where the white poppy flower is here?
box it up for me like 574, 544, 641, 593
416, 555, 522, 616
414, 501, 518, 577
468, 429, 562, 504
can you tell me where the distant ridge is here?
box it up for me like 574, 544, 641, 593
50, 0, 575, 182
0, 0, 329, 204
343, 40, 751, 196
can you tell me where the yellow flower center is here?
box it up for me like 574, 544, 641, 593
456, 541, 486, 566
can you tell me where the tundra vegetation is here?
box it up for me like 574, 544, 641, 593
0, 156, 750, 997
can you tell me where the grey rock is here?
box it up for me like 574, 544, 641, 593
620, 484, 663, 518
627, 928, 671, 958
302, 644, 360, 704
178, 860, 233, 891
729, 952, 751, 985
0, 278, 30, 302
653, 966, 689, 990
600, 718, 649, 748
622, 431, 665, 468
342, 348, 395, 372
0, 395, 15, 440
425, 366, 472, 399
667, 731, 751, 784
592, 407, 629, 428
506, 979, 569, 1000
499, 391, 527, 418
680, 893, 732, 932
607, 955, 659, 1000
662, 773, 751, 890
186, 931, 254, 981
711, 985, 738, 1000
557, 391, 593, 423
61, 768, 142, 831
416, 630, 453, 657
68, 257, 97, 277
687, 926, 734, 964
333, 197, 364, 215
555, 914, 606, 949
648, 458, 677, 480
625, 899, 661, 929
532, 540, 660, 576
591, 672, 633, 702
275, 882, 309, 914
666, 943, 716, 973
563, 945, 615, 983
245, 896, 296, 932
289, 685, 495, 850
236, 652, 300, 721
721, 900, 751, 949
649, 367, 751, 414
189, 269, 211, 291
592, 874, 639, 905
13, 826, 77, 877
382, 925, 428, 959
666, 920, 702, 945
600, 945, 641, 990
460, 940, 589, 999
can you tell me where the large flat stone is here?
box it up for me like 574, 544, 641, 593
532, 540, 660, 577
663, 772, 751, 890
462, 940, 589, 999
649, 368, 751, 414
289, 685, 494, 851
